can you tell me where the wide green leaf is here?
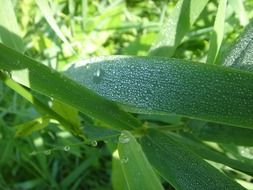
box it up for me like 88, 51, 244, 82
149, 0, 209, 57
65, 56, 253, 129
140, 129, 246, 190
117, 130, 163, 190
0, 43, 141, 131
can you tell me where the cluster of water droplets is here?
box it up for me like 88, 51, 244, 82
65, 56, 253, 127
29, 146, 71, 156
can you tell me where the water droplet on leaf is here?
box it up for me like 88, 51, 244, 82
93, 68, 105, 83
44, 150, 51, 155
64, 146, 70, 151
91, 140, 97, 147
120, 157, 128, 164
119, 132, 130, 144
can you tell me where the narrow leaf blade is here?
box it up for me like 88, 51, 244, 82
0, 0, 24, 52
207, 0, 227, 64
172, 132, 253, 175
140, 129, 246, 190
35, 0, 74, 53
15, 116, 50, 137
149, 0, 209, 57
0, 43, 141, 131
117, 130, 163, 190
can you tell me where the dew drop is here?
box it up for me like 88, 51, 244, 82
93, 69, 105, 83
120, 157, 128, 164
64, 146, 70, 151
44, 150, 51, 155
119, 132, 130, 144
91, 140, 98, 147
94, 69, 100, 77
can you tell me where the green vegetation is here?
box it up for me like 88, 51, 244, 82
0, 0, 253, 189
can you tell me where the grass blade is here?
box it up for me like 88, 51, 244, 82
0, 0, 24, 52
117, 130, 163, 190
112, 149, 129, 190
140, 129, 246, 190
65, 56, 253, 129
207, 0, 227, 64
0, 71, 83, 135
149, 0, 209, 57
35, 0, 75, 53
0, 43, 141, 131
229, 0, 249, 26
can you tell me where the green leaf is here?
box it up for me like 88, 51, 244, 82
229, 0, 249, 26
223, 19, 253, 71
65, 56, 253, 129
35, 0, 74, 53
219, 144, 253, 165
0, 71, 84, 135
83, 124, 119, 141
207, 0, 227, 64
0, 0, 24, 52
51, 99, 81, 130
149, 0, 209, 57
15, 116, 50, 137
0, 1, 83, 136
140, 129, 246, 190
112, 148, 129, 190
117, 130, 163, 190
171, 132, 253, 175
188, 121, 253, 146
0, 43, 141, 131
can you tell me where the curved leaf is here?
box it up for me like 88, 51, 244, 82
0, 43, 141, 131
139, 129, 246, 190
65, 56, 253, 129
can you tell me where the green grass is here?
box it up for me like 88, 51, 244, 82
0, 0, 253, 189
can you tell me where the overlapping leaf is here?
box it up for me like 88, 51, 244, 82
65, 56, 253, 129
117, 131, 163, 190
139, 129, 246, 190
0, 43, 141, 131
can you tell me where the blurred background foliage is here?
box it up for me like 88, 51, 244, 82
0, 0, 253, 189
